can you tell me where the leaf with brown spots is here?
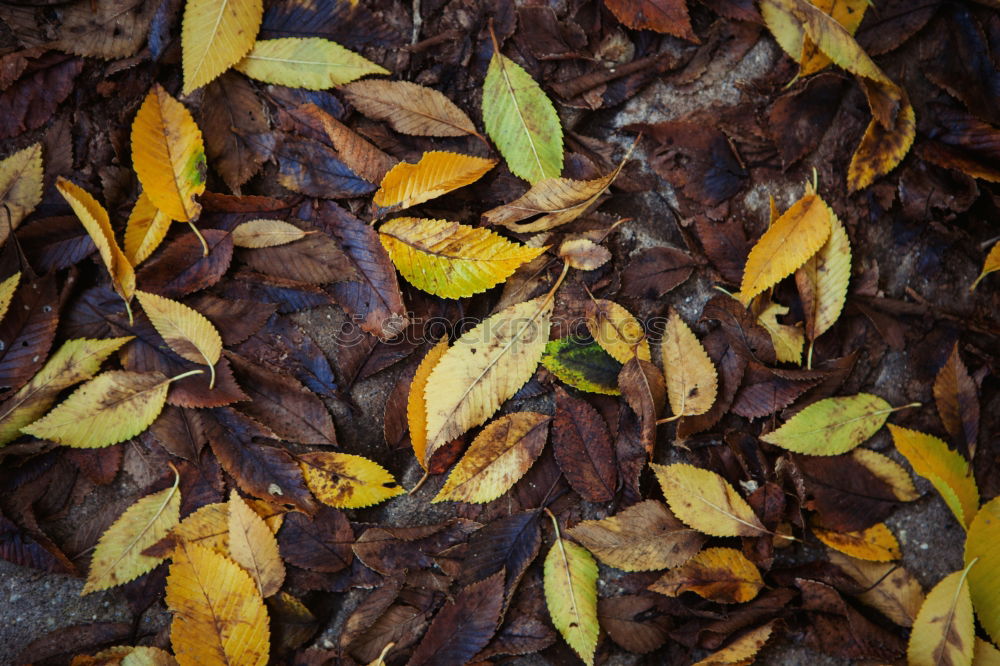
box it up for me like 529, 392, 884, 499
661, 309, 717, 419
813, 521, 901, 562
298, 451, 404, 509
586, 299, 650, 364
650, 547, 764, 604
908, 564, 975, 666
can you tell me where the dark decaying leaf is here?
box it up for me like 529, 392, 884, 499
618, 357, 666, 458
552, 386, 617, 503
16, 216, 96, 272
66, 445, 122, 485
477, 572, 556, 659
276, 136, 376, 199
260, 0, 399, 49
794, 454, 899, 532
797, 579, 905, 661
236, 315, 339, 398
352, 520, 480, 576
730, 363, 823, 419
855, 0, 942, 56
136, 230, 234, 298
0, 509, 76, 574
0, 274, 58, 398
148, 405, 207, 461
933, 342, 978, 454
457, 510, 541, 594
768, 74, 848, 168
603, 0, 698, 42
620, 246, 696, 304
920, 104, 1000, 182
0, 52, 82, 140
226, 351, 338, 446
184, 293, 276, 346
695, 217, 751, 285
223, 270, 335, 313
237, 225, 353, 284
702, 294, 776, 364
278, 506, 354, 573
599, 593, 674, 654
199, 72, 274, 194
15, 622, 132, 665
407, 571, 505, 666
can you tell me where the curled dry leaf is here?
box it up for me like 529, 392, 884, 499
181, 0, 263, 94
795, 210, 851, 342
232, 219, 307, 248
847, 98, 916, 192
585, 299, 650, 364
813, 521, 901, 562
372, 151, 496, 211
761, 393, 894, 455
965, 496, 1000, 645
650, 462, 767, 537
661, 310, 717, 418
0, 142, 42, 245
299, 451, 405, 509
649, 546, 764, 604
378, 217, 544, 299
235, 37, 388, 89
340, 79, 480, 138
907, 564, 976, 666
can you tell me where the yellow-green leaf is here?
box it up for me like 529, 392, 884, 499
972, 240, 1000, 291
433, 412, 550, 503
372, 151, 496, 211
136, 290, 223, 387
181, 0, 263, 94
544, 525, 599, 665
738, 190, 832, 304
889, 424, 979, 530
56, 178, 136, 312
228, 491, 284, 597
649, 547, 763, 604
650, 462, 767, 537
756, 300, 804, 364
124, 191, 173, 266
299, 451, 404, 509
83, 474, 181, 594
131, 84, 207, 222
235, 37, 388, 89
761, 393, 894, 455
0, 271, 20, 322
423, 295, 553, 459
661, 309, 718, 417
908, 563, 976, 666
541, 337, 621, 396
408, 337, 450, 471
482, 48, 563, 183
0, 337, 133, 446
586, 299, 650, 364
965, 496, 1000, 645
166, 541, 270, 666
795, 210, 851, 341
0, 142, 42, 245
797, 0, 869, 77
22, 370, 196, 448
232, 219, 307, 248
379, 217, 545, 299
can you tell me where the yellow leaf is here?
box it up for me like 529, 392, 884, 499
232, 219, 307, 248
908, 563, 976, 666
0, 142, 42, 245
692, 621, 777, 665
544, 518, 599, 665
131, 84, 207, 222
558, 238, 611, 271
0, 337, 133, 446
22, 369, 197, 448
972, 241, 1000, 290
83, 474, 181, 594
966, 496, 1000, 645
650, 547, 764, 604
650, 463, 767, 537
847, 98, 916, 192
661, 309, 718, 417
975, 639, 1000, 666
136, 290, 223, 387
340, 79, 480, 138
166, 541, 270, 666
852, 448, 919, 502
0, 271, 20, 322
813, 521, 901, 561
756, 301, 804, 364
423, 295, 553, 458
586, 299, 650, 364
56, 178, 135, 312
797, 0, 869, 76
235, 37, 388, 89
829, 551, 924, 626
889, 424, 979, 529
372, 151, 496, 211
228, 491, 284, 597
408, 337, 449, 470
299, 451, 404, 509
181, 0, 263, 94
379, 217, 545, 299
433, 412, 550, 503
124, 191, 172, 266
122, 646, 179, 666
795, 210, 851, 342
163, 500, 282, 558
738, 191, 832, 305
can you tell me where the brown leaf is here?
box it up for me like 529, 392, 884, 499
797, 578, 905, 661
933, 342, 978, 454
677, 329, 747, 438
599, 593, 674, 654
794, 454, 899, 531
457, 510, 542, 593
0, 53, 82, 140
341, 79, 479, 138
299, 102, 398, 183
136, 229, 234, 298
701, 294, 777, 365
352, 520, 480, 577
275, 135, 375, 199
768, 73, 848, 168
0, 274, 58, 398
199, 72, 273, 194
553, 386, 617, 502
408, 571, 505, 666
618, 357, 666, 458
278, 505, 353, 573
237, 224, 354, 285
730, 363, 822, 419
620, 246, 696, 304
185, 294, 276, 347
148, 405, 207, 461
604, 0, 699, 42
695, 218, 751, 286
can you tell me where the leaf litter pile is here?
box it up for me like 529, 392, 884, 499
0, 0, 999, 664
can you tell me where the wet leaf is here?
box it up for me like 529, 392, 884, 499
586, 299, 650, 364
761, 394, 894, 455
434, 412, 549, 504
795, 210, 851, 342
604, 0, 697, 42
232, 219, 307, 248
0, 142, 42, 245
228, 491, 284, 597
620, 247, 696, 304
544, 524, 599, 665
341, 79, 479, 138
373, 152, 495, 211
541, 337, 621, 396
379, 217, 543, 299
552, 386, 616, 503
651, 462, 767, 537
650, 547, 764, 604
181, 0, 263, 94
661, 309, 717, 418
813, 521, 901, 562
908, 564, 975, 666
407, 572, 504, 666
299, 451, 404, 509
235, 37, 388, 89
965, 496, 1000, 645
136, 291, 222, 388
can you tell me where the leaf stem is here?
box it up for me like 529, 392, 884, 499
543, 507, 562, 540
168, 369, 203, 383
187, 221, 209, 257
123, 296, 134, 326
409, 470, 430, 494
655, 414, 682, 425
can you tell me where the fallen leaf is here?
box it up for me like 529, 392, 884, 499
137, 230, 234, 299
275, 135, 375, 199
650, 462, 767, 537
124, 192, 172, 266
235, 37, 388, 89
586, 299, 650, 364
228, 491, 284, 597
618, 357, 666, 459
136, 291, 222, 388
232, 219, 307, 248
847, 98, 916, 192
795, 453, 900, 531
620, 246, 696, 304
544, 520, 599, 665
559, 239, 611, 271
567, 500, 705, 571
82, 475, 180, 594
541, 337, 621, 396
0, 274, 59, 398
756, 300, 805, 364
181, 0, 263, 94
604, 0, 698, 42
299, 451, 404, 509
340, 79, 480, 138
798, 0, 869, 76
650, 546, 764, 603
166, 541, 270, 666
813, 521, 901, 561
237, 224, 351, 284
552, 386, 617, 503
907, 564, 976, 666
0, 142, 42, 245
933, 343, 978, 454
795, 210, 851, 343
433, 411, 550, 504
965, 496, 1000, 645
42, 1, 159, 59
458, 510, 541, 590
691, 621, 777, 665
974, 639, 1000, 666
302, 102, 397, 183
406, 337, 450, 470
0, 53, 82, 141
738, 190, 832, 305
407, 572, 504, 666
888, 424, 979, 530
761, 393, 895, 455
277, 506, 353, 573
851, 448, 919, 502
661, 309, 718, 418
0, 273, 18, 323
199, 73, 273, 194
378, 217, 544, 298
971, 241, 1000, 290
372, 151, 495, 211
829, 551, 923, 626
482, 43, 563, 183
598, 594, 673, 654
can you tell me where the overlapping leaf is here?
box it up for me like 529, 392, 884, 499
544, 524, 599, 665
650, 547, 764, 604
372, 152, 496, 211
541, 338, 621, 396
137, 291, 223, 388
0, 142, 42, 245
341, 80, 480, 138
965, 496, 1000, 644
795, 211, 851, 342
182, 0, 264, 94
813, 522, 901, 562
235, 38, 388, 89
661, 310, 717, 418
228, 491, 284, 597
761, 394, 894, 455
908, 564, 976, 666
299, 451, 404, 509
651, 463, 767, 537
585, 299, 650, 364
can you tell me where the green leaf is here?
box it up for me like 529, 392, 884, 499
760, 393, 894, 455
235, 37, 388, 90
482, 48, 562, 183
544, 519, 599, 665
541, 337, 622, 395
